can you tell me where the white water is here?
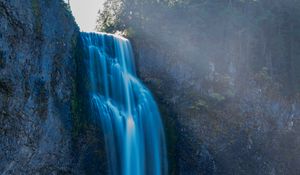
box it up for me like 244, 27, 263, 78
81, 32, 168, 175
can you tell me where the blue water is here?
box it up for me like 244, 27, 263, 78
80, 32, 168, 175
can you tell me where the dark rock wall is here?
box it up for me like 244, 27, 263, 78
71, 35, 108, 175
130, 1, 300, 174
0, 0, 78, 174
2, 0, 300, 174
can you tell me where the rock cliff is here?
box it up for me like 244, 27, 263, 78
0, 0, 78, 174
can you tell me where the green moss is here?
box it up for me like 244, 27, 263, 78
45, 0, 52, 7
31, 0, 42, 39
60, 0, 75, 21
70, 79, 89, 139
190, 99, 209, 110
71, 78, 80, 137
0, 79, 13, 96
225, 89, 235, 98
159, 103, 178, 175
70, 33, 92, 139
61, 1, 71, 13
209, 92, 225, 103
256, 67, 272, 82
124, 27, 135, 38
34, 79, 48, 120
0, 50, 5, 68
70, 33, 83, 138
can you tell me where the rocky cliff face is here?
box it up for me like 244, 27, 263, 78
130, 1, 300, 174
2, 0, 300, 175
0, 0, 78, 174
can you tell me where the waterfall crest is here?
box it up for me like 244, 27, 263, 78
80, 32, 168, 175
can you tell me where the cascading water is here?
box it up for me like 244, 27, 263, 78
80, 32, 168, 175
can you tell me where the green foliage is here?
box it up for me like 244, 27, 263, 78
96, 0, 180, 33
59, 0, 76, 24
254, 67, 272, 83
123, 27, 135, 38
61, 0, 72, 15
94, 1, 300, 173
96, 0, 300, 96
96, 0, 123, 32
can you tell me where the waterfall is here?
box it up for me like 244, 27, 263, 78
80, 32, 168, 175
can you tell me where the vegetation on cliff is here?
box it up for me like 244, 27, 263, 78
96, 0, 300, 174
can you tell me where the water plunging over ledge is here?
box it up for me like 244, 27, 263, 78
80, 32, 168, 175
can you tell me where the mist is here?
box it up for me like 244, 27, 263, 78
97, 0, 300, 174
